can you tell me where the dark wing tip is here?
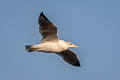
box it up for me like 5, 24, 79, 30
38, 12, 52, 24
40, 12, 44, 16
40, 12, 49, 21
73, 61, 80, 67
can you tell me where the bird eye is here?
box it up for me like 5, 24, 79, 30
69, 42, 72, 45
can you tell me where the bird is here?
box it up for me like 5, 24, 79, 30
25, 12, 80, 67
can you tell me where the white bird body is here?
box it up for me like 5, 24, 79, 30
31, 40, 68, 52
25, 12, 80, 67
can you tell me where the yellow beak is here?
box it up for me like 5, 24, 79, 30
73, 45, 79, 48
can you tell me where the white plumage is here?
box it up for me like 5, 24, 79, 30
25, 12, 80, 67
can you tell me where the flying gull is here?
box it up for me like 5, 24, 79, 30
25, 12, 80, 67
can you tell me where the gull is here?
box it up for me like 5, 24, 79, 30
25, 12, 80, 67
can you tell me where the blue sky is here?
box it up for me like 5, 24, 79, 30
0, 0, 120, 80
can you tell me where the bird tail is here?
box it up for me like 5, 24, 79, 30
25, 45, 35, 52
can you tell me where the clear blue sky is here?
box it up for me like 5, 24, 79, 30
0, 0, 120, 80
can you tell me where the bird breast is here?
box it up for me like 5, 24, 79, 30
37, 41, 67, 52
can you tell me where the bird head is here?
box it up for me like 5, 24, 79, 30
67, 42, 78, 48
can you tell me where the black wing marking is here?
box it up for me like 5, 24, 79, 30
38, 12, 58, 42
56, 49, 80, 67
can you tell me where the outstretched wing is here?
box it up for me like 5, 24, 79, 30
38, 12, 58, 42
56, 49, 80, 67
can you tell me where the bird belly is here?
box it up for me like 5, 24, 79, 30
32, 42, 64, 53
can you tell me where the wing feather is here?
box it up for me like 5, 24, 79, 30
38, 12, 58, 42
56, 49, 80, 67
